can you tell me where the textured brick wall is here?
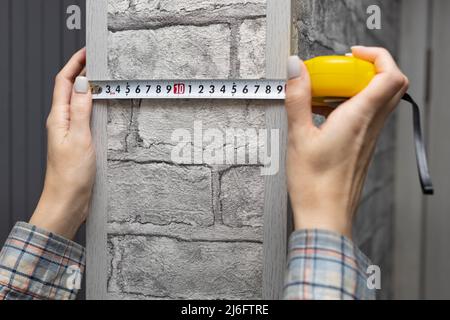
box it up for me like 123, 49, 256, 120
293, 0, 401, 299
107, 0, 267, 300
106, 0, 400, 299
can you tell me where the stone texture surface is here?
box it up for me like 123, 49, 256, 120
108, 25, 231, 79
106, 0, 400, 300
107, 100, 133, 152
294, 0, 400, 58
107, 99, 269, 164
108, 161, 212, 226
108, 236, 263, 299
239, 19, 266, 78
107, 0, 267, 300
108, 0, 266, 30
220, 166, 264, 227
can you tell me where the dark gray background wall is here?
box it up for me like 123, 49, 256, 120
0, 0, 85, 246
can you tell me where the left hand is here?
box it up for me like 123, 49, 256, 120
30, 48, 95, 240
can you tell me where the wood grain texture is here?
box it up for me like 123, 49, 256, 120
394, 0, 429, 300
263, 0, 291, 300
424, 0, 450, 299
86, 0, 108, 300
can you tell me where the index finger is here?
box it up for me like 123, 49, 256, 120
52, 48, 87, 108
348, 46, 407, 112
351, 46, 399, 74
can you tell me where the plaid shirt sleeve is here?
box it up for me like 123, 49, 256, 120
0, 222, 85, 300
283, 229, 376, 300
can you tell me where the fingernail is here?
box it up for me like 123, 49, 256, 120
345, 53, 353, 57
74, 76, 89, 94
287, 56, 302, 80
351, 45, 365, 50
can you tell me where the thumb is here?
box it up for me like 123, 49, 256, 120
69, 76, 93, 135
285, 56, 313, 130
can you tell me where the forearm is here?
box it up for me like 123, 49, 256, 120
0, 222, 85, 300
0, 50, 92, 301
283, 229, 375, 300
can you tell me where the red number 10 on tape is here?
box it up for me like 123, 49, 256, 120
174, 83, 185, 94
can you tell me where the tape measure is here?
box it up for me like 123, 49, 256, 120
91, 79, 286, 100
90, 56, 375, 104
89, 55, 434, 195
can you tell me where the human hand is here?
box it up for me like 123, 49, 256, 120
29, 48, 95, 240
285, 46, 409, 238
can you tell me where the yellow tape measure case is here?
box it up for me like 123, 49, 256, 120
305, 56, 376, 101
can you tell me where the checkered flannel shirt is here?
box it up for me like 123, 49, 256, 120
0, 223, 373, 300
0, 222, 85, 300
283, 229, 376, 300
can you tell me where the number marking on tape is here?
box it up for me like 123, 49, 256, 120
90, 80, 286, 100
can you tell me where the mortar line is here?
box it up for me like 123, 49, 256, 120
108, 15, 266, 33
108, 233, 263, 245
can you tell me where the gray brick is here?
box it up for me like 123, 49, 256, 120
108, 100, 132, 152
108, 25, 231, 80
108, 236, 263, 299
113, 99, 268, 163
220, 166, 264, 227
108, 161, 213, 226
108, 0, 266, 30
238, 19, 266, 78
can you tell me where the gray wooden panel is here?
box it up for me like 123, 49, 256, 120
27, 0, 45, 217
86, 0, 108, 300
11, 0, 27, 223
394, 0, 429, 300
263, 0, 291, 300
0, 0, 11, 246
42, 0, 62, 161
76, 0, 86, 49
424, 0, 450, 300
63, 0, 79, 62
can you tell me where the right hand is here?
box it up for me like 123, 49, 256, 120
285, 46, 409, 238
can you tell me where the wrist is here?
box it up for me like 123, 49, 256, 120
291, 201, 353, 239
30, 180, 91, 240
293, 212, 353, 239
